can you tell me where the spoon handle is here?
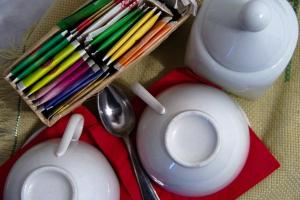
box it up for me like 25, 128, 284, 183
123, 136, 160, 200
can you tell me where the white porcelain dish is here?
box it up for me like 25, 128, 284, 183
136, 84, 250, 197
4, 114, 120, 200
185, 0, 298, 99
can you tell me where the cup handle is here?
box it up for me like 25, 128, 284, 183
130, 82, 166, 115
55, 114, 84, 157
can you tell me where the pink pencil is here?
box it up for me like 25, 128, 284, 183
33, 60, 95, 106
31, 54, 90, 100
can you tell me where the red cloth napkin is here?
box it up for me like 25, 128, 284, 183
0, 68, 280, 200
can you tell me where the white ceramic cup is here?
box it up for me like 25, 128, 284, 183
4, 114, 120, 200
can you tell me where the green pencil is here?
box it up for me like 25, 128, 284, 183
12, 35, 74, 83
17, 41, 81, 91
57, 0, 112, 30
88, 7, 143, 48
7, 30, 68, 79
95, 9, 146, 53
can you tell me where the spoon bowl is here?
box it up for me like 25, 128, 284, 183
97, 86, 135, 137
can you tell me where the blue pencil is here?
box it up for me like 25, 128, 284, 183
41, 65, 108, 111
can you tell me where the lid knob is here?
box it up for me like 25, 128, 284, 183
239, 0, 271, 32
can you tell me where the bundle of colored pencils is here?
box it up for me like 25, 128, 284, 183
6, 0, 176, 120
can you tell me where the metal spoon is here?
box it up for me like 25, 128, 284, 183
97, 85, 160, 200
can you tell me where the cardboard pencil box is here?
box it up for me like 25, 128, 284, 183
3, 0, 198, 126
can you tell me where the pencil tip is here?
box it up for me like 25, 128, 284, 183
37, 106, 45, 113
114, 63, 121, 71
139, 3, 145, 9
102, 56, 109, 62
107, 60, 113, 66
27, 91, 34, 97
35, 100, 43, 107
12, 78, 19, 84
85, 44, 92, 51
6, 73, 12, 79
164, 16, 173, 22
69, 29, 75, 34
85, 35, 93, 43
16, 81, 25, 91
77, 35, 83, 41
79, 49, 87, 55
28, 94, 36, 101
87, 59, 96, 66
62, 30, 69, 34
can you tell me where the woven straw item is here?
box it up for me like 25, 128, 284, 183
0, 0, 299, 199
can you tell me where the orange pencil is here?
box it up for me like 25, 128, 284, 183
114, 16, 172, 68
123, 24, 173, 66
114, 21, 174, 70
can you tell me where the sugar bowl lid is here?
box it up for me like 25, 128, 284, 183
199, 0, 298, 72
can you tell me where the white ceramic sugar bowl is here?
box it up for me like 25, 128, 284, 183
136, 84, 250, 197
185, 0, 298, 99
4, 114, 119, 200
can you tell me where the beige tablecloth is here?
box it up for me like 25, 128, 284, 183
0, 0, 299, 199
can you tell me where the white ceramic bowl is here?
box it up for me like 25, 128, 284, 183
136, 84, 250, 197
4, 114, 119, 200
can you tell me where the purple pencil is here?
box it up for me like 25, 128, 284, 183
31, 54, 91, 100
34, 61, 96, 106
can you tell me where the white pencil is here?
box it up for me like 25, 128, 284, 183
84, 7, 131, 44
81, 3, 122, 37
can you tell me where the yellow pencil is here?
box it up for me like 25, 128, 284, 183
106, 11, 161, 65
102, 7, 157, 62
115, 21, 174, 70
114, 17, 172, 68
28, 49, 87, 95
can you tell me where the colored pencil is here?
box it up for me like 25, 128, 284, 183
115, 22, 174, 69
106, 11, 161, 65
57, 0, 112, 30
102, 7, 157, 62
34, 60, 96, 106
42, 65, 107, 111
31, 54, 90, 100
7, 30, 68, 79
71, 1, 115, 35
93, 9, 146, 53
49, 72, 110, 119
84, 0, 140, 43
84, 6, 131, 44
87, 8, 142, 49
146, 0, 173, 16
80, 2, 123, 38
12, 35, 75, 83
27, 49, 87, 95
114, 17, 172, 68
17, 40, 81, 91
